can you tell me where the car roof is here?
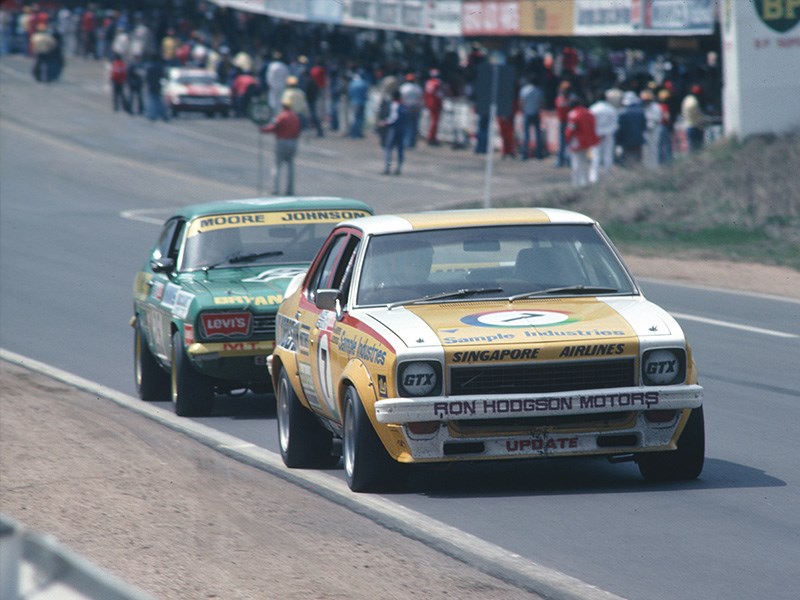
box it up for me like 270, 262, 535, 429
339, 207, 596, 236
170, 197, 373, 221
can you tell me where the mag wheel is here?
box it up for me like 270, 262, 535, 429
343, 385, 399, 492
171, 331, 214, 417
277, 368, 336, 468
134, 319, 169, 402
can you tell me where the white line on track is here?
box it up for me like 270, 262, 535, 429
670, 312, 797, 338
1, 348, 626, 600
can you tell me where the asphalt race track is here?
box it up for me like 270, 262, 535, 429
2, 55, 799, 600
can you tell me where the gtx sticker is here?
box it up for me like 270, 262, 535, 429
461, 310, 577, 328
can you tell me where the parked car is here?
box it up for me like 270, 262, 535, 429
132, 197, 373, 416
162, 67, 232, 117
269, 208, 705, 492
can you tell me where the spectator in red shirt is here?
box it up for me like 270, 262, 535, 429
260, 99, 302, 196
424, 69, 444, 145
109, 53, 130, 113
565, 96, 600, 188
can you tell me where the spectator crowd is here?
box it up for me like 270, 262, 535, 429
2, 1, 722, 186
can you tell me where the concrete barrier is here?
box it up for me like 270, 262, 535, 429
0, 515, 154, 600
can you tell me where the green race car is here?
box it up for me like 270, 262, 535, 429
132, 197, 373, 416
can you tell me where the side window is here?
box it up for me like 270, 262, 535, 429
334, 237, 361, 308
152, 219, 183, 264
306, 234, 348, 303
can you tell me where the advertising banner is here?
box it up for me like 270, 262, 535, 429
722, 0, 800, 137
573, 0, 642, 35
519, 0, 575, 36
461, 1, 522, 36
643, 0, 716, 34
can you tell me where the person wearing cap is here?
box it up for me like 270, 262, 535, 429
399, 72, 423, 148
681, 85, 706, 152
281, 75, 310, 130
423, 68, 444, 145
260, 98, 302, 196
616, 90, 646, 167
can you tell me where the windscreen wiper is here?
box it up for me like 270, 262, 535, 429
388, 287, 503, 310
228, 250, 284, 264
508, 285, 618, 302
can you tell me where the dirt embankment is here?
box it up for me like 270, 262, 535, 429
0, 361, 539, 600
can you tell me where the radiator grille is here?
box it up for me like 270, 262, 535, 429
253, 314, 277, 338
448, 358, 635, 396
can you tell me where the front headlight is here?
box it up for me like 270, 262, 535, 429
397, 361, 442, 397
642, 348, 686, 386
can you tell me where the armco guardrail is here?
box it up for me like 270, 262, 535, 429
0, 514, 154, 600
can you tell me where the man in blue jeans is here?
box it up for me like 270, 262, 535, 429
347, 71, 369, 138
144, 54, 169, 122
519, 77, 545, 159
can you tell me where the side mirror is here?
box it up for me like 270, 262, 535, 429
315, 289, 341, 312
150, 258, 175, 273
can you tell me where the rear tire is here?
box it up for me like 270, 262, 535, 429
276, 368, 336, 468
343, 385, 399, 492
134, 318, 169, 401
638, 406, 705, 482
171, 331, 214, 417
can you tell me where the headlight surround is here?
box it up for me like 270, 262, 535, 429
397, 360, 442, 397
642, 348, 686, 386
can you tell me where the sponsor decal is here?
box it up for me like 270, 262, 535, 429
162, 283, 180, 308
506, 436, 579, 452
214, 295, 283, 306
172, 291, 194, 320
279, 210, 371, 222
559, 344, 625, 357
443, 332, 518, 345
201, 311, 252, 338
150, 280, 165, 301
187, 211, 371, 237
338, 330, 387, 365
754, 0, 800, 33
378, 375, 388, 398
461, 310, 578, 328
433, 392, 660, 418
452, 348, 540, 363
242, 267, 306, 285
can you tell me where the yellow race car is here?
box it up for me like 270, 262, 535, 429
268, 208, 704, 492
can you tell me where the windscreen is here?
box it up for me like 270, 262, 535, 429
356, 224, 636, 305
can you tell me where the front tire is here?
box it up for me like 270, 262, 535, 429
276, 368, 336, 468
343, 385, 398, 492
638, 407, 705, 482
134, 318, 169, 401
171, 330, 214, 417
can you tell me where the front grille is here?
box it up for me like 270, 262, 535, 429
253, 314, 277, 338
450, 411, 636, 436
449, 358, 635, 396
